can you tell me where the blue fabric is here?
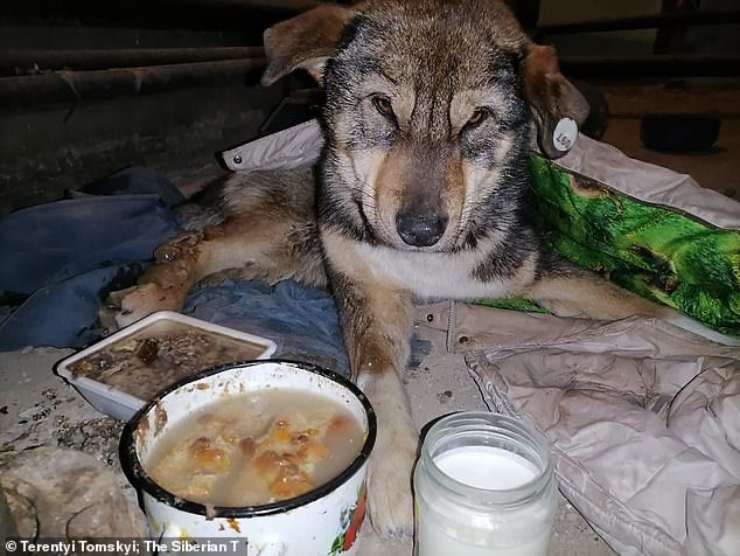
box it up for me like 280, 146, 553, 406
0, 194, 179, 296
0, 167, 183, 349
0, 173, 182, 350
184, 279, 350, 373
0, 263, 145, 349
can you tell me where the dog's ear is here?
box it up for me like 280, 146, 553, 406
522, 44, 590, 159
261, 5, 357, 86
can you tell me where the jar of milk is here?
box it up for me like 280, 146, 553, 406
414, 412, 557, 556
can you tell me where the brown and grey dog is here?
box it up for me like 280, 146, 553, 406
102, 0, 665, 538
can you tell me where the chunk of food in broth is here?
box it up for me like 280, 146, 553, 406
145, 389, 364, 507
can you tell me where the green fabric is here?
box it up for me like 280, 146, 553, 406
476, 297, 550, 314
494, 155, 740, 336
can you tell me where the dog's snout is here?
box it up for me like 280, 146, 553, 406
395, 212, 448, 247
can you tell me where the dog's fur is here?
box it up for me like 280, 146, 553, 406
102, 0, 666, 538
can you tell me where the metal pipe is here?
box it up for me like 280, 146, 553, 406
0, 0, 321, 31
1, 47, 265, 75
537, 10, 740, 35
0, 57, 267, 112
599, 83, 740, 118
559, 54, 740, 79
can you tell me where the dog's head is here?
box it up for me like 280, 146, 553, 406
262, 0, 588, 251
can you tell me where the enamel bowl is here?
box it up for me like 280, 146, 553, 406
120, 359, 376, 556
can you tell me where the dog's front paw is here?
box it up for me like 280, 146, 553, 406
366, 422, 417, 539
99, 283, 180, 330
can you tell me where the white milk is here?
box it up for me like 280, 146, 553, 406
435, 446, 539, 490
414, 414, 556, 556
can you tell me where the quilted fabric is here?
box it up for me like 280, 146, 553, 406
526, 156, 740, 336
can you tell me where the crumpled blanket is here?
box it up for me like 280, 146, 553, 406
452, 305, 740, 556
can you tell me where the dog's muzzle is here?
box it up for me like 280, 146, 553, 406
395, 211, 448, 247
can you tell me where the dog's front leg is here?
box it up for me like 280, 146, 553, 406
331, 273, 417, 539
102, 214, 304, 329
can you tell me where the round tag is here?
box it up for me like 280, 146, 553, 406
553, 118, 578, 152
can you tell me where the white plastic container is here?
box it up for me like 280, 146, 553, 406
414, 412, 557, 556
56, 311, 276, 421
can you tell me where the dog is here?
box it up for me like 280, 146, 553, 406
102, 0, 666, 538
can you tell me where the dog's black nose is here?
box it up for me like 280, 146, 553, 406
395, 212, 448, 247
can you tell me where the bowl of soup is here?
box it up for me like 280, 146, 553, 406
120, 360, 376, 555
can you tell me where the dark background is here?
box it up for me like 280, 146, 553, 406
1, 0, 738, 213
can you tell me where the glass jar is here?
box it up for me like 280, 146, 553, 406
414, 412, 557, 556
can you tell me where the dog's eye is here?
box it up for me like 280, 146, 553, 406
371, 95, 395, 119
464, 108, 491, 130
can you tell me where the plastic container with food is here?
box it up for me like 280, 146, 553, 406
56, 311, 277, 421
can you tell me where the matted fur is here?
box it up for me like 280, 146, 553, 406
102, 0, 666, 539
